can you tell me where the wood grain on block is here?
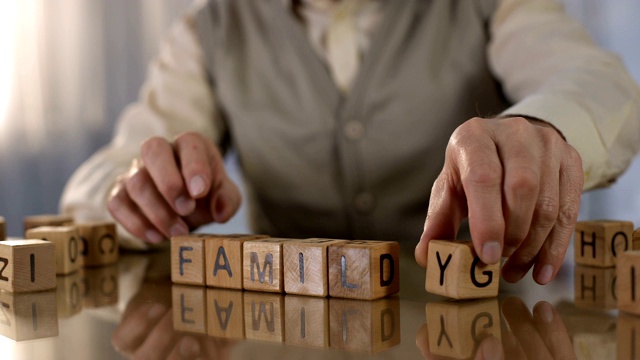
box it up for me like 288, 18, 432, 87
284, 295, 329, 348
0, 290, 59, 341
284, 238, 348, 297
82, 264, 118, 308
574, 265, 617, 311
0, 239, 56, 292
328, 240, 400, 300
0, 216, 5, 240
617, 312, 640, 360
574, 220, 634, 267
172, 285, 207, 334
243, 238, 294, 293
425, 240, 499, 300
23, 214, 74, 234
55, 270, 84, 318
425, 299, 501, 359
206, 288, 245, 339
26, 226, 82, 274
171, 235, 206, 285
329, 296, 401, 353
204, 234, 269, 289
617, 250, 640, 316
77, 222, 118, 267
243, 292, 285, 343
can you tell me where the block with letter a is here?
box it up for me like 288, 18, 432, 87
425, 240, 499, 300
0, 239, 56, 292
243, 238, 294, 292
204, 234, 269, 289
574, 220, 634, 267
327, 240, 400, 300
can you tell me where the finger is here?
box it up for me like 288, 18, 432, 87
501, 297, 552, 360
474, 336, 504, 360
111, 302, 168, 355
124, 167, 189, 238
166, 335, 203, 360
174, 132, 221, 199
141, 137, 195, 217
107, 180, 165, 244
132, 311, 180, 359
210, 172, 242, 223
532, 302, 576, 360
532, 148, 582, 285
415, 171, 467, 268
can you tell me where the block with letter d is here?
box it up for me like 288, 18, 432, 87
574, 220, 634, 267
328, 240, 400, 300
204, 234, 269, 289
243, 238, 293, 292
425, 240, 499, 300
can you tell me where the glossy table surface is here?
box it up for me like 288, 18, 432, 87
0, 246, 630, 360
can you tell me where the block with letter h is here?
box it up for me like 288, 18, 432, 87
425, 240, 500, 299
574, 220, 634, 267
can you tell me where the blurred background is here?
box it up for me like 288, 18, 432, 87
0, 0, 639, 238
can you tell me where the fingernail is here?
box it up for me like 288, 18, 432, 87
147, 303, 166, 320
482, 242, 502, 264
536, 302, 554, 323
170, 222, 189, 237
175, 196, 195, 216
189, 175, 206, 197
538, 264, 554, 284
145, 229, 164, 244
179, 336, 201, 357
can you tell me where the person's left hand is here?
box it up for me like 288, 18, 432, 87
415, 116, 583, 284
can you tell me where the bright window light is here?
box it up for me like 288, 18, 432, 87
0, 1, 18, 128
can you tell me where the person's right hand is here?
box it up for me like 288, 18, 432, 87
107, 132, 242, 244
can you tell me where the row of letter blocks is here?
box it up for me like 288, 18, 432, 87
171, 235, 400, 300
574, 220, 636, 267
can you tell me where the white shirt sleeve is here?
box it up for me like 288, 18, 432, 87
59, 9, 223, 250
490, 0, 640, 190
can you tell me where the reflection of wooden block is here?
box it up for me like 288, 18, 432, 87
284, 238, 347, 297
171, 235, 205, 286
573, 332, 617, 360
82, 264, 118, 308
0, 240, 56, 292
0, 216, 5, 240
617, 312, 640, 360
55, 271, 84, 318
26, 226, 82, 274
23, 214, 74, 234
285, 295, 329, 348
204, 234, 269, 289
328, 240, 400, 300
329, 297, 401, 353
244, 292, 285, 343
425, 299, 501, 359
243, 238, 293, 293
172, 285, 207, 334
0, 290, 59, 341
617, 250, 640, 316
425, 240, 499, 300
574, 220, 634, 267
574, 265, 617, 310
206, 288, 245, 339
77, 222, 118, 267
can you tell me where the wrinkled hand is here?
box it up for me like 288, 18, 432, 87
108, 132, 242, 244
415, 117, 583, 284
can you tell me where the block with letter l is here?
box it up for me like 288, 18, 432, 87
204, 234, 269, 289
425, 240, 499, 300
574, 220, 634, 267
0, 239, 56, 292
26, 226, 82, 274
243, 238, 294, 292
328, 240, 400, 300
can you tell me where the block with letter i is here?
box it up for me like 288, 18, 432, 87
574, 220, 634, 267
328, 240, 400, 300
172, 235, 206, 285
285, 295, 329, 348
26, 226, 82, 274
0, 290, 59, 341
0, 240, 56, 292
204, 234, 269, 289
425, 240, 500, 299
243, 238, 294, 292
77, 222, 118, 266
617, 250, 640, 316
284, 238, 347, 297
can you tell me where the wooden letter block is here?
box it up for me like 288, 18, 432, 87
171, 235, 205, 286
328, 240, 400, 300
329, 297, 401, 353
55, 271, 84, 318
77, 222, 118, 266
243, 238, 293, 292
172, 284, 207, 334
617, 312, 640, 360
206, 288, 245, 339
574, 220, 634, 267
285, 295, 329, 348
617, 250, 640, 316
82, 264, 118, 308
204, 234, 269, 289
0, 216, 5, 240
26, 226, 82, 274
425, 299, 501, 359
24, 214, 74, 234
0, 290, 59, 341
425, 240, 499, 300
574, 265, 617, 310
0, 240, 56, 292
243, 292, 285, 343
284, 238, 347, 297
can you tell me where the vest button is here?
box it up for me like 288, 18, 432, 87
344, 121, 365, 141
354, 192, 375, 214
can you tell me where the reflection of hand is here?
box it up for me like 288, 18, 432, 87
416, 117, 583, 285
415, 323, 503, 360
107, 132, 242, 244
